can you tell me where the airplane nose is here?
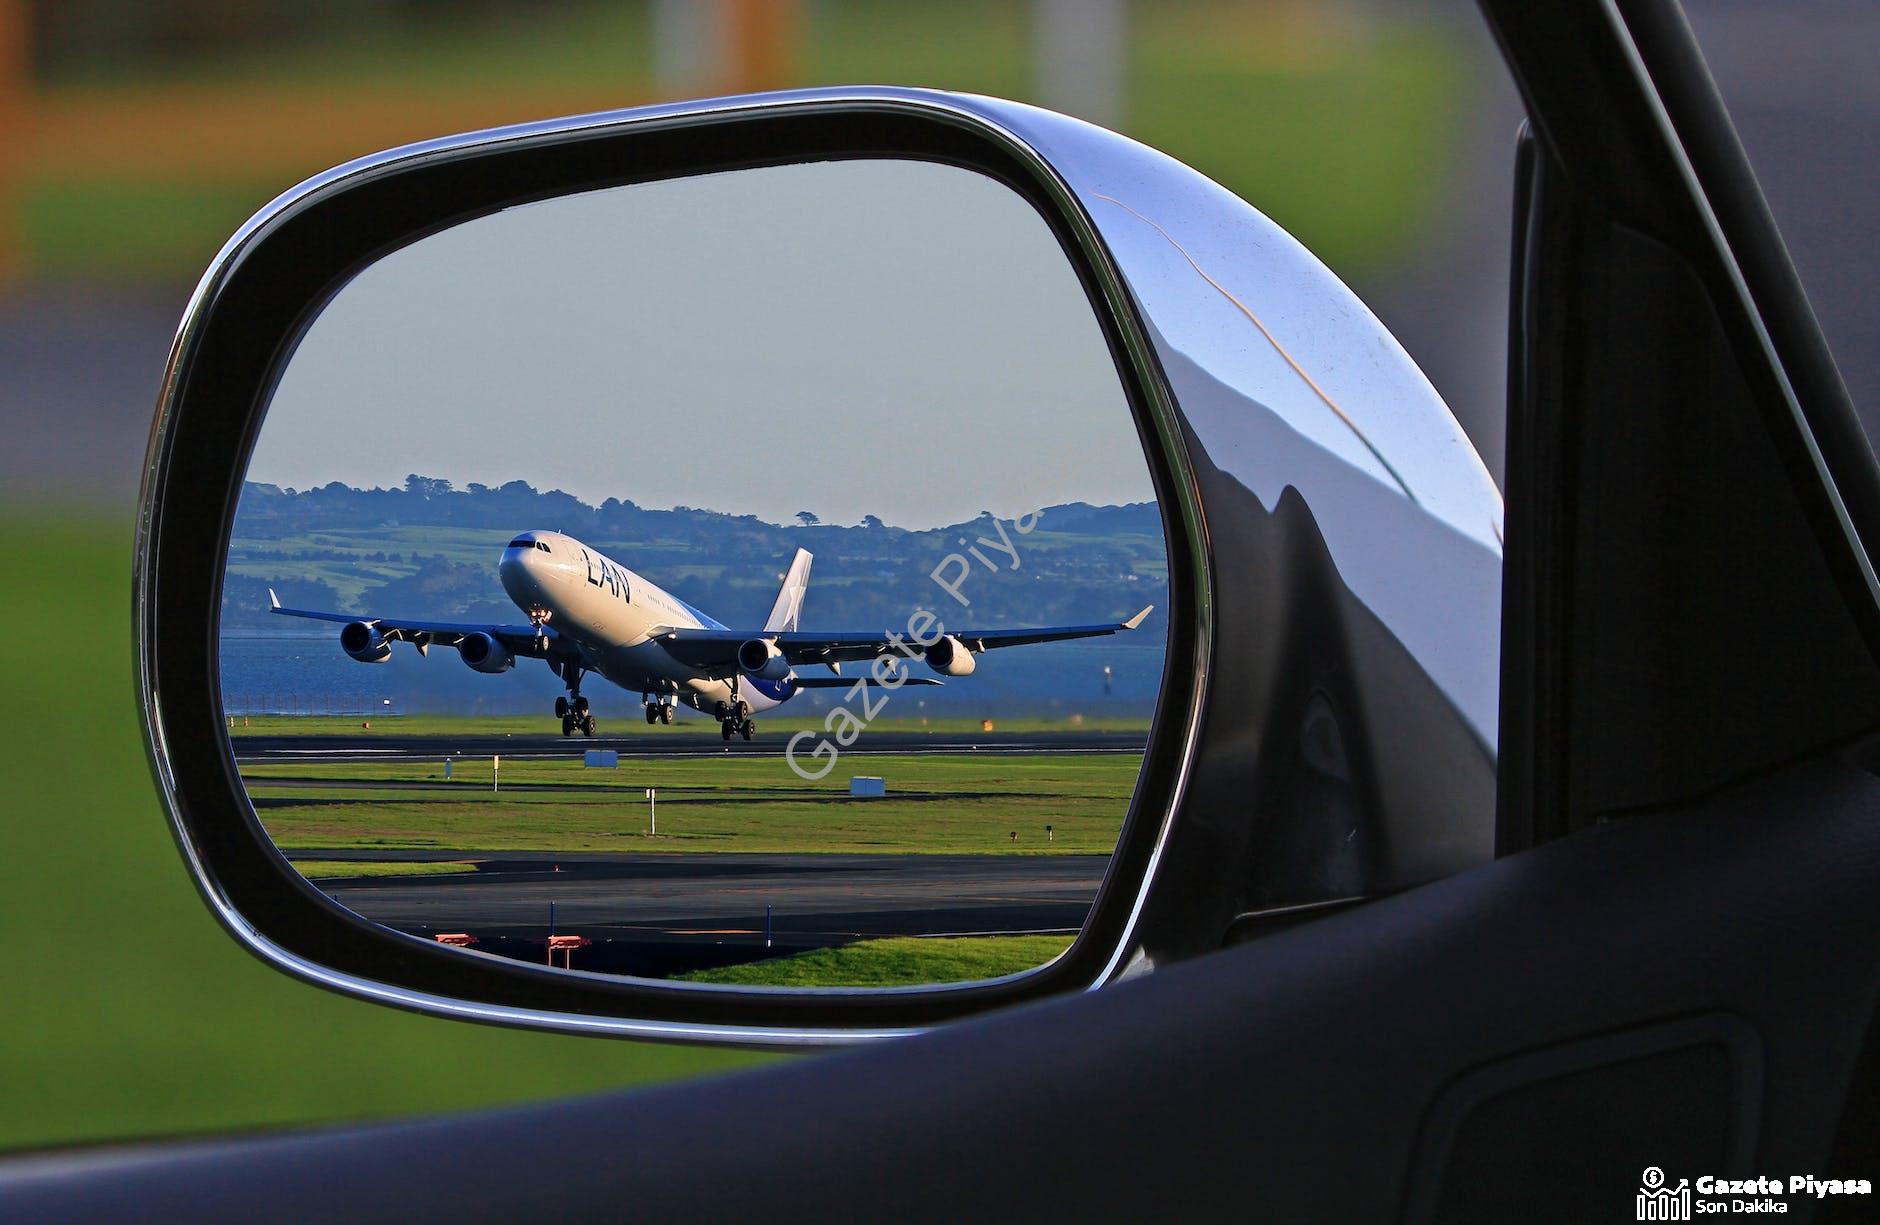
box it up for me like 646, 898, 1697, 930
500, 538, 577, 603
499, 544, 546, 602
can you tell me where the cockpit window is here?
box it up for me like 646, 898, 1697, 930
536, 541, 552, 553
507, 536, 532, 548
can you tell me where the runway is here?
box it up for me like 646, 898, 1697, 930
298, 850, 1108, 977
236, 728, 1147, 764
247, 729, 1133, 975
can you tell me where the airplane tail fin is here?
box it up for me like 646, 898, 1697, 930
763, 548, 813, 633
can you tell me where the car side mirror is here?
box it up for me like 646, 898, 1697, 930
139, 88, 1502, 1043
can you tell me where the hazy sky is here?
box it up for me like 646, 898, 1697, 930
250, 158, 1155, 527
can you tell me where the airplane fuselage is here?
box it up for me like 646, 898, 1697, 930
498, 530, 793, 715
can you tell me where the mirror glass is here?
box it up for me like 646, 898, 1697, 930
221, 158, 1168, 988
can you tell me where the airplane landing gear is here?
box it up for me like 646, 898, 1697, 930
552, 653, 590, 732
644, 695, 676, 726
554, 661, 592, 735
558, 692, 592, 736
716, 699, 753, 741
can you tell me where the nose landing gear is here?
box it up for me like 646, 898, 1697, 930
643, 696, 675, 726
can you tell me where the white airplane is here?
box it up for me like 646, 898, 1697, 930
269, 530, 1152, 740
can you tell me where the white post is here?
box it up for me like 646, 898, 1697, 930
1033, 0, 1127, 130
647, 787, 657, 836
651, 0, 719, 96
492, 754, 500, 794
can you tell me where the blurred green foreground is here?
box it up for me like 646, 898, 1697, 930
0, 514, 770, 1153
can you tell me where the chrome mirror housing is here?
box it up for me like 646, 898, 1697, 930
139, 87, 1501, 1043
998, 93, 1503, 962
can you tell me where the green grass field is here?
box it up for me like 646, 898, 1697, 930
678, 935, 1076, 988
0, 514, 772, 1153
241, 753, 1137, 856
224, 523, 529, 606
294, 860, 478, 880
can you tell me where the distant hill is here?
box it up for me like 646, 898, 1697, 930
225, 478, 1169, 637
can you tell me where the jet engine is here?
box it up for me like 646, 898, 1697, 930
338, 621, 391, 664
925, 635, 978, 676
458, 631, 515, 674
737, 637, 792, 680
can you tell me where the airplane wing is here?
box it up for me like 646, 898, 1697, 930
267, 590, 557, 658
648, 606, 1154, 677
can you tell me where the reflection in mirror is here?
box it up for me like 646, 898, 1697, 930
221, 159, 1168, 989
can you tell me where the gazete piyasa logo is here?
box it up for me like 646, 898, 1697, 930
1637, 1168, 1691, 1221
1636, 1166, 1874, 1218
